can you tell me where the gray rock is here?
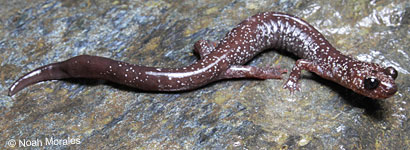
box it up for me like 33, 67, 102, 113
1, 0, 408, 149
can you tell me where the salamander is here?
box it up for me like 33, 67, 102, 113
8, 12, 398, 99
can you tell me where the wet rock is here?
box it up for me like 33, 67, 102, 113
1, 0, 408, 149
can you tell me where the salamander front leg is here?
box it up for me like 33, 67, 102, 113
283, 59, 317, 93
193, 39, 218, 59
220, 65, 287, 79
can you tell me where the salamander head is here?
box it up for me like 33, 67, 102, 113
348, 62, 398, 99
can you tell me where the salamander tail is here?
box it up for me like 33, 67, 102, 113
8, 63, 69, 96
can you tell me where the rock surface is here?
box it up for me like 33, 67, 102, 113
1, 0, 409, 149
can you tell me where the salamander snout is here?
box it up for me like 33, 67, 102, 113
362, 66, 398, 99
348, 63, 398, 99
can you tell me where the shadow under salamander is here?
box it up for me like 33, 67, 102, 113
306, 74, 385, 121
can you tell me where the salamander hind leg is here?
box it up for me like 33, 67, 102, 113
193, 39, 218, 59
283, 59, 317, 93
220, 65, 287, 79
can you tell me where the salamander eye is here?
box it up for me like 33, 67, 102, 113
384, 66, 398, 79
364, 77, 379, 90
